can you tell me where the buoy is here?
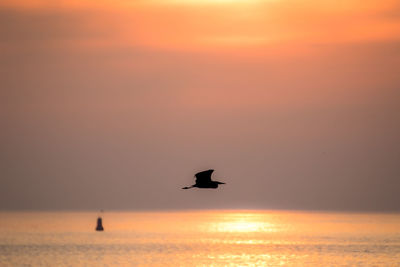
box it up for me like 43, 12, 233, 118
96, 217, 104, 231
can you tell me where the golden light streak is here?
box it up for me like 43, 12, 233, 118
206, 213, 277, 233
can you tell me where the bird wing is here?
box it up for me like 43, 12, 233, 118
195, 169, 214, 183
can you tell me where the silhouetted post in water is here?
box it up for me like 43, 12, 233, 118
96, 217, 104, 231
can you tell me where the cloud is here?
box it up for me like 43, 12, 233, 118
1, 0, 400, 52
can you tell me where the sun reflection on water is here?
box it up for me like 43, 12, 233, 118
212, 220, 275, 233
1, 211, 400, 266
205, 212, 277, 233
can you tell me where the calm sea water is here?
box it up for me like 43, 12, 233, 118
0, 211, 399, 266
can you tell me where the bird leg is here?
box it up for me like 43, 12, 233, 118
182, 185, 194, 189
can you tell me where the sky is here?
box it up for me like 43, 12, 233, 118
1, 0, 399, 211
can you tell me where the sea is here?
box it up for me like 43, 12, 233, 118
0, 210, 399, 266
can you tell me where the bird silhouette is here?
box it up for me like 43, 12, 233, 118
182, 169, 225, 189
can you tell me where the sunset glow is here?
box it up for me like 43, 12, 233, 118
1, 0, 400, 265
208, 213, 277, 232
1, 0, 399, 50
1, 0, 399, 213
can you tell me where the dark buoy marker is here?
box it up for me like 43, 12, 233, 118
96, 217, 104, 231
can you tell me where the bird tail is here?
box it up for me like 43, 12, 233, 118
182, 186, 193, 189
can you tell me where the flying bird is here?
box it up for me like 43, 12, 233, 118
182, 169, 225, 189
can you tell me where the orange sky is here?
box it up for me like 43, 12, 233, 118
0, 0, 399, 210
1, 0, 400, 51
